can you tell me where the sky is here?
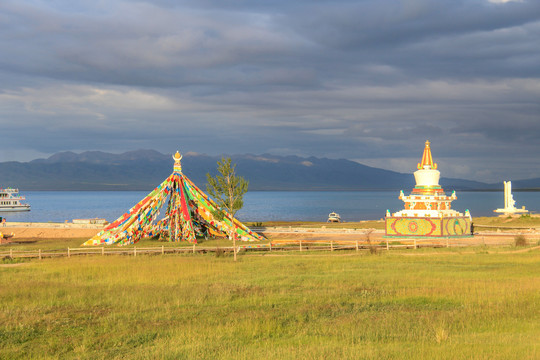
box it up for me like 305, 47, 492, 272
1, 0, 539, 183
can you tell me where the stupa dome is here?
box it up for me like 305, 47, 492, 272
413, 140, 441, 191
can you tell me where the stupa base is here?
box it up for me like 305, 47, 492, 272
385, 216, 472, 237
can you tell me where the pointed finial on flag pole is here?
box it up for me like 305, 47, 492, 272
173, 151, 183, 173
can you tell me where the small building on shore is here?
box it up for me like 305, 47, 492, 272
385, 140, 472, 238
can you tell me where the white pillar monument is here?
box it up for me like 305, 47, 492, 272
494, 181, 528, 216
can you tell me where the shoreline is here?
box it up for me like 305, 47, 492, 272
2, 211, 540, 244
3, 221, 104, 229
0, 223, 540, 246
2, 221, 102, 239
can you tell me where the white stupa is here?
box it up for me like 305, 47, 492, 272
385, 140, 472, 238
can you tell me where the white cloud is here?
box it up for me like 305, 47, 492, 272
488, 0, 523, 4
0, 84, 179, 120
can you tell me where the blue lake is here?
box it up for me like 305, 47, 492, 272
227, 191, 536, 221
1, 190, 538, 223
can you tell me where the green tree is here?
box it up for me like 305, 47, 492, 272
206, 157, 249, 261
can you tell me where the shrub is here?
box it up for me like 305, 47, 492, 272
1, 257, 25, 264
514, 235, 527, 247
215, 247, 225, 258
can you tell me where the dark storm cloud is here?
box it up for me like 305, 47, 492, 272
0, 0, 539, 182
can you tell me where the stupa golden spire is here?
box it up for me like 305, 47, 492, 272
417, 140, 437, 170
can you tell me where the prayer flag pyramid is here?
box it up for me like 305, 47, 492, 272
83, 151, 264, 246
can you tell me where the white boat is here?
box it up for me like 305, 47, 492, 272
327, 211, 341, 223
0, 188, 31, 212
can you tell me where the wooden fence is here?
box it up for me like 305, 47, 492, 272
0, 236, 527, 260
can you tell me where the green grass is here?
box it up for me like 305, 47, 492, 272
1, 250, 539, 359
473, 215, 540, 228
1, 236, 272, 252
252, 215, 540, 231
246, 220, 386, 229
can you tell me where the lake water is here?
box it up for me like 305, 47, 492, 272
0, 191, 540, 222
1, 190, 538, 223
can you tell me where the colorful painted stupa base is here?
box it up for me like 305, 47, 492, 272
83, 151, 265, 246
386, 216, 471, 238
385, 141, 472, 238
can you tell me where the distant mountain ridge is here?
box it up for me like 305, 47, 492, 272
0, 149, 527, 191
31, 149, 169, 164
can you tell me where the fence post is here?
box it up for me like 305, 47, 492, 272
134, 246, 137, 257
193, 243, 196, 254
446, 238, 449, 248
355, 239, 359, 252
386, 238, 389, 251
331, 240, 334, 251
269, 242, 272, 252
102, 247, 105, 256
38, 249, 42, 260
300, 239, 303, 252
68, 247, 70, 258
414, 239, 417, 249
162, 245, 164, 255
10, 248, 13, 258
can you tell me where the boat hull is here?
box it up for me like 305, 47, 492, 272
0, 206, 31, 212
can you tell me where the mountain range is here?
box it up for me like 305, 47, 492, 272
1, 149, 537, 191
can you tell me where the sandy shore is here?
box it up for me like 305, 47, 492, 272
2, 222, 101, 239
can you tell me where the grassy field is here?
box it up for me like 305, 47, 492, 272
247, 220, 387, 229
473, 215, 540, 228
1, 249, 539, 359
2, 236, 256, 252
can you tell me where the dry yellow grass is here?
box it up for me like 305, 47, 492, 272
1, 249, 539, 359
